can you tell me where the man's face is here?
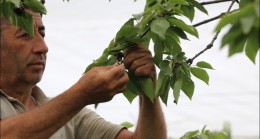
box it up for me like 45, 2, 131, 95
0, 11, 48, 86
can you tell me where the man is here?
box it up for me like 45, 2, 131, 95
0, 8, 167, 139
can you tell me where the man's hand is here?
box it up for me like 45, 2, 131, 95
124, 45, 156, 81
76, 64, 129, 105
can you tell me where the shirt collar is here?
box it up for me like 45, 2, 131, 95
0, 86, 50, 105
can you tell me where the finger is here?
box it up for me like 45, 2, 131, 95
128, 56, 153, 73
106, 64, 126, 80
124, 45, 145, 56
115, 84, 128, 94
133, 63, 156, 78
124, 50, 151, 69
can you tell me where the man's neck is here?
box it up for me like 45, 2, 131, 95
1, 81, 36, 108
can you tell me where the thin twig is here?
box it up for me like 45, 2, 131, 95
193, 9, 238, 27
200, 0, 234, 5
187, 0, 237, 65
193, 13, 225, 27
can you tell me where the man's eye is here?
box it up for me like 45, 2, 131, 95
19, 33, 31, 39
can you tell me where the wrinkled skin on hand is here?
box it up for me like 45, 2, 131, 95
124, 45, 156, 82
76, 64, 128, 104
74, 45, 155, 105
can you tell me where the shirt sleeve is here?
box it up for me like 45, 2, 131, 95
72, 108, 124, 139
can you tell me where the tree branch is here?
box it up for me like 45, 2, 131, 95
200, 0, 236, 5
193, 9, 238, 27
187, 0, 237, 65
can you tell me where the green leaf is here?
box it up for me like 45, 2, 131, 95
127, 72, 142, 95
168, 18, 199, 38
138, 77, 155, 102
84, 40, 115, 72
123, 89, 138, 103
132, 12, 144, 20
181, 77, 194, 100
16, 12, 34, 37
245, 30, 260, 64
159, 60, 172, 75
190, 67, 209, 85
196, 61, 214, 70
109, 43, 135, 55
120, 121, 134, 128
215, 3, 254, 31
164, 32, 182, 55
151, 18, 170, 39
7, 0, 20, 7
152, 33, 165, 67
168, 0, 189, 6
156, 73, 171, 105
115, 18, 138, 43
221, 24, 243, 48
228, 35, 247, 56
240, 15, 255, 34
23, 0, 47, 15
181, 6, 195, 22
173, 75, 183, 104
180, 130, 199, 139
189, 0, 208, 14
171, 27, 189, 40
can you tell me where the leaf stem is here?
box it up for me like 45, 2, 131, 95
187, 0, 237, 65
139, 18, 155, 38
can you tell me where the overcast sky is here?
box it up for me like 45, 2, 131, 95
38, 0, 259, 138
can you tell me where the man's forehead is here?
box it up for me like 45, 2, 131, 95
25, 9, 43, 26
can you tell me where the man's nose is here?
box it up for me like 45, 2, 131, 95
32, 33, 49, 54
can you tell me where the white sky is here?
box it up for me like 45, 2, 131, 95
38, 0, 259, 138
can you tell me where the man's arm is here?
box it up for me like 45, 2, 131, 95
116, 46, 167, 139
0, 65, 129, 139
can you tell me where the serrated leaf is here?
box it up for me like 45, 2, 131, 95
172, 69, 183, 104
196, 61, 214, 70
120, 121, 134, 128
168, 18, 199, 38
156, 73, 171, 105
181, 77, 194, 100
138, 77, 155, 102
180, 130, 199, 139
228, 35, 247, 56
16, 12, 34, 37
123, 89, 138, 103
171, 27, 189, 40
164, 32, 182, 55
152, 33, 165, 67
215, 3, 254, 31
23, 0, 47, 15
151, 18, 170, 39
168, 0, 189, 6
245, 30, 260, 64
181, 6, 195, 22
240, 15, 255, 34
108, 43, 135, 55
189, 0, 208, 14
159, 60, 172, 75
190, 67, 209, 85
221, 24, 243, 48
6, 0, 20, 7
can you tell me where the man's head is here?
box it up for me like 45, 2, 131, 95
0, 9, 48, 88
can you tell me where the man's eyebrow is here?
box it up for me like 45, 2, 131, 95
14, 28, 23, 36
